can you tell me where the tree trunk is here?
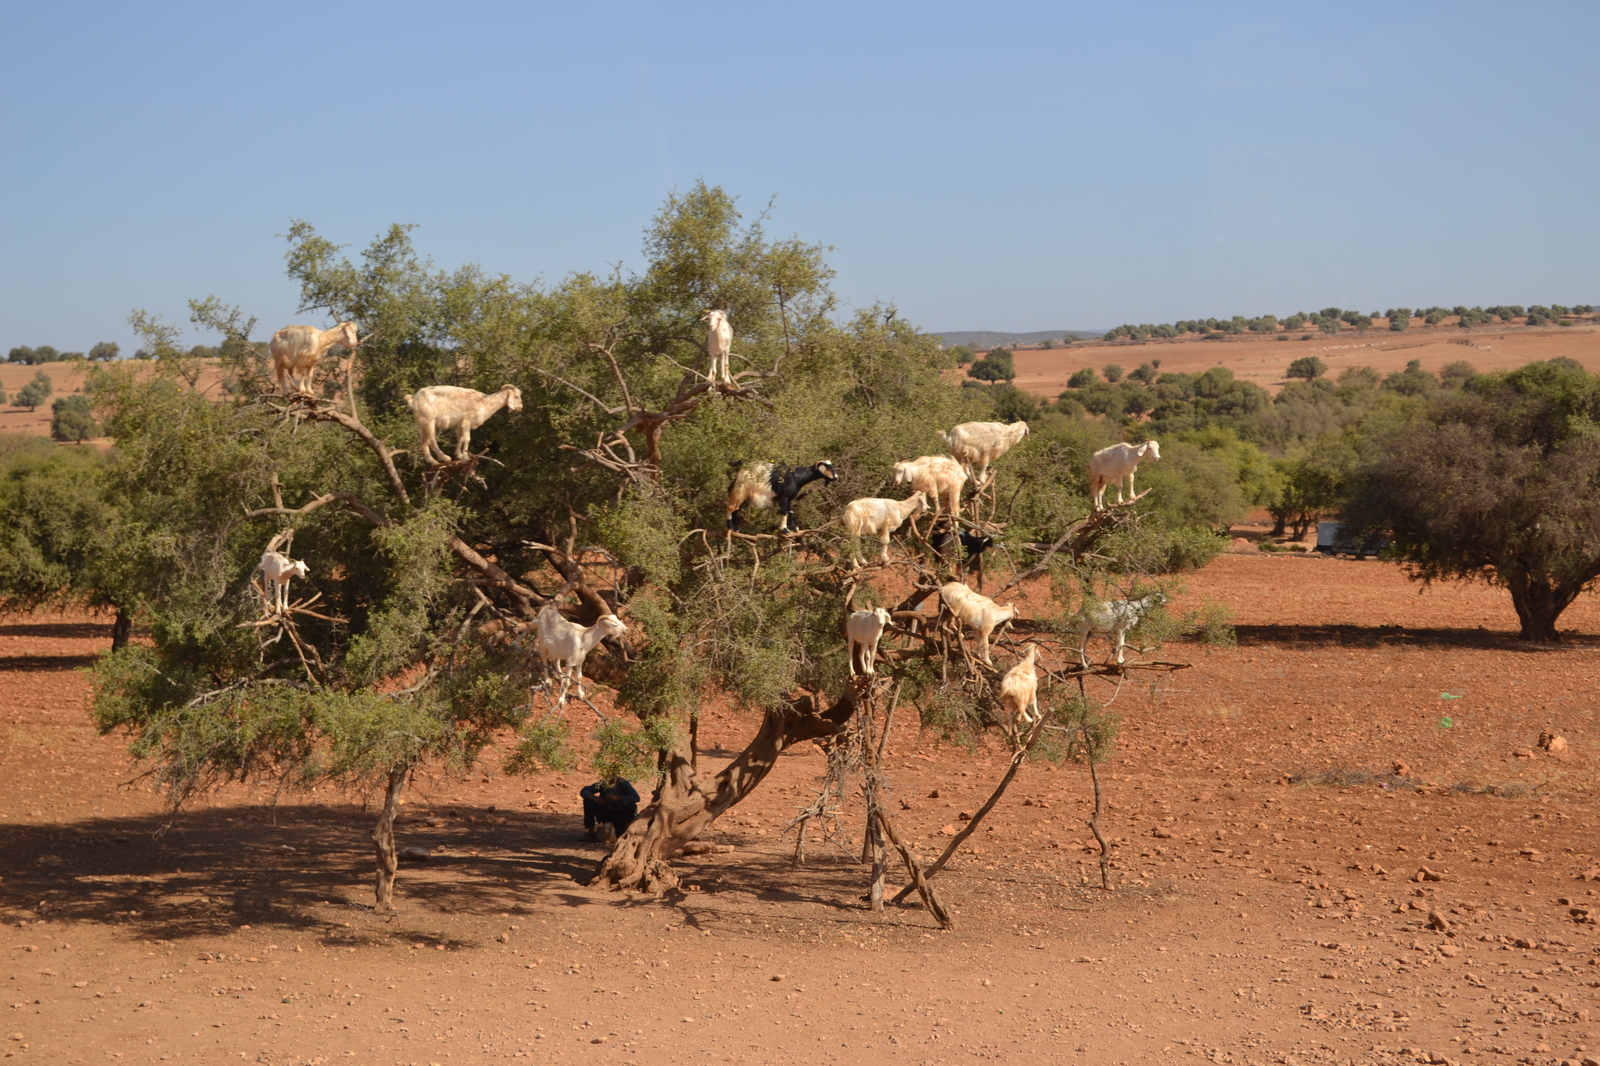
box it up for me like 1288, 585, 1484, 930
1506, 572, 1582, 642
373, 762, 410, 912
110, 607, 132, 652
595, 689, 858, 892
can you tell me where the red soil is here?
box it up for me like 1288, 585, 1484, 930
2, 555, 1598, 1064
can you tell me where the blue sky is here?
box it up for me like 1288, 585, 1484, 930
2, 1, 1596, 353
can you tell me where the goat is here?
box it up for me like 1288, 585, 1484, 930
841, 492, 927, 567
726, 460, 837, 532
701, 309, 734, 385
939, 581, 1018, 665
892, 455, 967, 520
939, 420, 1030, 486
536, 605, 628, 705
999, 644, 1042, 730
845, 607, 893, 675
1089, 440, 1160, 510
1073, 591, 1167, 666
256, 549, 309, 614
930, 516, 994, 577
404, 384, 523, 464
269, 321, 359, 396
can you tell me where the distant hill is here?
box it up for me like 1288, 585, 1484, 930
934, 329, 1104, 349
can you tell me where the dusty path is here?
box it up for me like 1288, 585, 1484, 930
3, 555, 1597, 1065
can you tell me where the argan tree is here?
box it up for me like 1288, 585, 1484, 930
1344, 360, 1600, 641
84, 182, 1212, 917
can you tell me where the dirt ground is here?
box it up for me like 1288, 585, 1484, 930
1002, 325, 1600, 401
4, 555, 1600, 1066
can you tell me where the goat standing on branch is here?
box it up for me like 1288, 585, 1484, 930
405, 384, 523, 464
726, 460, 837, 533
1073, 591, 1167, 665
269, 321, 359, 397
939, 580, 1018, 665
842, 491, 927, 567
893, 455, 967, 523
536, 605, 628, 706
702, 309, 734, 386
1089, 440, 1160, 510
846, 607, 893, 675
999, 644, 1042, 730
939, 420, 1030, 487
256, 549, 309, 615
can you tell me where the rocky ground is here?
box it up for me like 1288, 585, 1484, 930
2, 553, 1598, 1065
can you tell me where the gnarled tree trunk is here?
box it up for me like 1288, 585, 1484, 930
373, 762, 411, 911
1507, 570, 1584, 643
111, 607, 132, 652
595, 689, 858, 893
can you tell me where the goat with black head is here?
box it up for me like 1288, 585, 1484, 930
726, 460, 838, 532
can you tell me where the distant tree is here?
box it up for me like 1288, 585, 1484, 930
1317, 316, 1341, 335
1336, 365, 1382, 391
1281, 312, 1307, 332
1286, 356, 1328, 381
88, 341, 121, 362
1068, 367, 1099, 389
984, 383, 1041, 422
1248, 315, 1278, 333
131, 348, 152, 360
967, 348, 1015, 382
1382, 359, 1437, 397
30, 371, 52, 400
1041, 338, 1055, 349
1345, 361, 1600, 641
1129, 361, 1159, 385
1386, 308, 1412, 332
34, 345, 60, 362
1423, 308, 1448, 325
1438, 360, 1477, 389
60, 351, 85, 362
1102, 363, 1124, 383
15, 382, 48, 410
1318, 307, 1343, 320
0, 386, 7, 405
50, 394, 99, 442
8, 346, 38, 364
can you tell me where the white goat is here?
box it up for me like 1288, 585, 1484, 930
269, 321, 359, 396
536, 605, 628, 705
939, 421, 1030, 486
1073, 591, 1167, 666
939, 581, 1018, 665
841, 492, 927, 567
893, 455, 967, 520
845, 607, 893, 676
1089, 440, 1160, 510
256, 550, 309, 615
701, 309, 734, 385
404, 385, 523, 464
999, 644, 1042, 729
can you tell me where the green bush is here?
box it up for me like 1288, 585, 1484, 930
50, 395, 100, 442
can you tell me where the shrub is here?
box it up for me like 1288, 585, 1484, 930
51, 395, 99, 442
1068, 367, 1099, 389
1102, 363, 1124, 383
1286, 356, 1328, 381
967, 348, 1015, 383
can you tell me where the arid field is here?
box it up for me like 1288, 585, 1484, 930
3, 549, 1597, 1065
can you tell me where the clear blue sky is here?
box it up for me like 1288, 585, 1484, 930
3, 1, 1596, 353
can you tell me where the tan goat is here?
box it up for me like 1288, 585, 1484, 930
939, 580, 1018, 665
405, 385, 523, 464
939, 420, 1030, 486
999, 644, 1042, 730
269, 321, 359, 396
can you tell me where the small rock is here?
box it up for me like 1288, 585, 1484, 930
1580, 1056, 1600, 1066
1438, 943, 1460, 957
940, 824, 959, 836
1315, 898, 1333, 909
1426, 910, 1452, 933
1513, 937, 1536, 949
1413, 867, 1443, 882
590, 1036, 607, 1044
1392, 759, 1411, 776
1538, 731, 1567, 753
1519, 848, 1542, 858
497, 933, 510, 944
927, 789, 941, 799
398, 847, 430, 862
770, 974, 784, 982
958, 811, 973, 821
1513, 749, 1534, 758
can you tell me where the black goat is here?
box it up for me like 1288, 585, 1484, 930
726, 460, 837, 532
930, 517, 994, 576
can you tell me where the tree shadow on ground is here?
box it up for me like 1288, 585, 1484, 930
0, 802, 943, 944
0, 620, 113, 641
1231, 623, 1600, 651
